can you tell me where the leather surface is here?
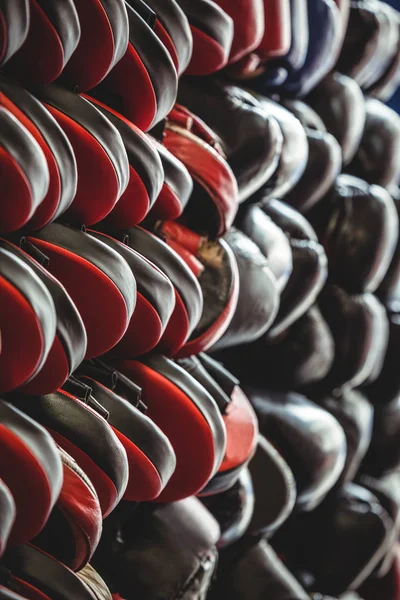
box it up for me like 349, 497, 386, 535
308, 175, 398, 293
307, 72, 366, 165
0, 478, 15, 557
76, 565, 112, 600
178, 79, 282, 204
0, 0, 30, 66
213, 0, 264, 63
212, 229, 279, 350
246, 388, 346, 511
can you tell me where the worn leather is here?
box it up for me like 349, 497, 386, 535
211, 228, 280, 350
307, 72, 366, 165
93, 498, 220, 600
308, 175, 398, 293
273, 483, 393, 596
246, 388, 346, 511
76, 565, 112, 600
178, 79, 282, 204
213, 0, 264, 63
348, 98, 400, 190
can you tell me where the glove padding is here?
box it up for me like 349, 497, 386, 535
245, 388, 346, 511
308, 175, 398, 293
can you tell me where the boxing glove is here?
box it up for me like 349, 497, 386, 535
28, 223, 136, 358
235, 204, 293, 292
308, 175, 398, 293
315, 285, 389, 392
248, 434, 297, 537
250, 96, 309, 200
281, 98, 327, 131
256, 0, 292, 59
93, 497, 220, 599
274, 483, 393, 596
0, 479, 15, 557
178, 78, 282, 204
4, 0, 80, 84
213, 305, 335, 390
369, 10, 400, 102
0, 1, 30, 67
246, 388, 346, 511
348, 98, 400, 190
362, 395, 400, 476
0, 247, 57, 393
316, 389, 374, 485
211, 228, 280, 350
0, 105, 50, 233
0, 75, 77, 230
260, 197, 320, 242
359, 543, 400, 600
307, 72, 365, 165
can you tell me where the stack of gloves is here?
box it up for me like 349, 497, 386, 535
0, 0, 399, 598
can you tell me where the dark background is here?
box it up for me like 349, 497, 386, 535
384, 0, 400, 111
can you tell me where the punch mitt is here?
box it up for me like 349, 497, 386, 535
315, 286, 389, 391
249, 0, 309, 94
213, 305, 335, 390
284, 128, 342, 214
178, 79, 282, 204
201, 468, 254, 548
58, 0, 129, 92
12, 385, 129, 517
0, 238, 86, 395
248, 434, 297, 537
114, 355, 226, 501
93, 498, 220, 600
33, 447, 102, 572
28, 223, 136, 358
256, 0, 291, 59
235, 204, 293, 292
120, 226, 203, 356
336, 0, 383, 87
158, 222, 239, 357
209, 538, 310, 600
0, 247, 56, 393
85, 97, 164, 227
146, 138, 192, 222
308, 175, 398, 293
76, 364, 177, 501
364, 311, 400, 407
212, 0, 264, 64
33, 85, 129, 226
0, 106, 50, 234
0, 1, 29, 67
279, 0, 342, 98
348, 98, 400, 190
144, 0, 193, 75
176, 353, 258, 495
177, 0, 233, 75
0, 480, 15, 558
273, 483, 393, 596
307, 72, 365, 165
247, 388, 346, 511
316, 389, 374, 485
163, 104, 238, 237
91, 1, 177, 131
4, 0, 80, 84
0, 75, 77, 230
4, 545, 100, 600
87, 230, 175, 357
0, 400, 62, 547
211, 229, 280, 350
251, 97, 309, 200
